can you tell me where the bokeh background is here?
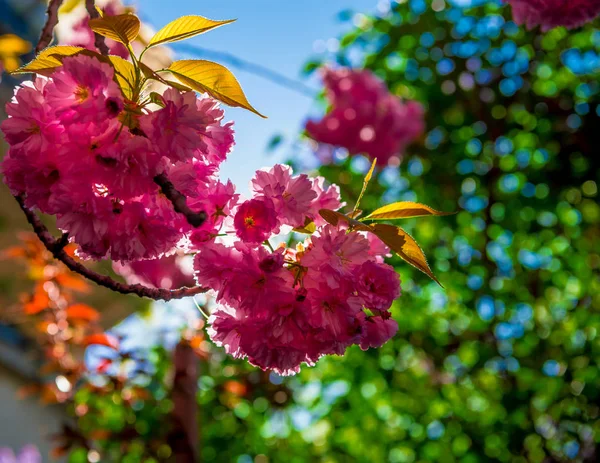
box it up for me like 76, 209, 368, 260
0, 0, 599, 462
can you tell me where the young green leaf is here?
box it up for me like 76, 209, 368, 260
89, 13, 141, 45
292, 217, 317, 234
370, 223, 442, 286
147, 15, 235, 48
365, 201, 455, 220
364, 158, 377, 184
167, 59, 266, 117
353, 157, 377, 216
148, 92, 166, 107
107, 55, 136, 99
13, 46, 84, 74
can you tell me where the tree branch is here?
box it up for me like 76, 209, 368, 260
154, 173, 207, 228
15, 195, 207, 301
169, 341, 199, 463
85, 0, 110, 55
36, 0, 64, 53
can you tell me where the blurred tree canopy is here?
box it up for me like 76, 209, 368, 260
192, 1, 600, 462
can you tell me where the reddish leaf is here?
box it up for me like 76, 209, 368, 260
23, 290, 49, 315
66, 304, 100, 322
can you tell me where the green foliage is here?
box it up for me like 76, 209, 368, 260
196, 1, 600, 462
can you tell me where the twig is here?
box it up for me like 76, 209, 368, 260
35, 0, 64, 53
15, 195, 208, 301
85, 0, 110, 55
154, 173, 207, 228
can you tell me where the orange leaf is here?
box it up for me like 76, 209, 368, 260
370, 223, 442, 286
55, 272, 90, 293
84, 333, 119, 349
66, 304, 100, 322
1, 246, 26, 259
23, 290, 49, 314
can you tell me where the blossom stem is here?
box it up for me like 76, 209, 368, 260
154, 173, 207, 228
15, 195, 208, 301
36, 0, 64, 53
263, 240, 275, 252
85, 0, 110, 56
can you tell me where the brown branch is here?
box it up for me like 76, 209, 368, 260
15, 195, 208, 301
36, 0, 64, 53
154, 173, 207, 228
85, 0, 110, 55
169, 341, 199, 463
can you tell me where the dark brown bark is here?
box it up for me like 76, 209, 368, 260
85, 0, 110, 55
154, 173, 207, 228
36, 0, 64, 53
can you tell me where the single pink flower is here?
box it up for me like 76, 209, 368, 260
44, 55, 123, 124
301, 225, 370, 273
354, 260, 401, 311
139, 88, 217, 163
1, 77, 62, 155
233, 198, 278, 244
251, 164, 317, 227
309, 176, 345, 226
194, 242, 244, 299
364, 232, 392, 263
305, 267, 363, 339
358, 312, 398, 351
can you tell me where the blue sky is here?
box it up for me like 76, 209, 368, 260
138, 0, 377, 191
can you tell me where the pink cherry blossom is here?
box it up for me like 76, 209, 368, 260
505, 0, 600, 31
234, 198, 278, 244
251, 164, 317, 227
306, 67, 425, 165
139, 88, 216, 163
44, 55, 123, 124
301, 225, 370, 273
354, 260, 401, 311
309, 176, 345, 226
2, 77, 61, 156
364, 232, 392, 263
358, 312, 398, 351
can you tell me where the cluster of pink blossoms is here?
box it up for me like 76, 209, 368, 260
194, 164, 401, 375
1, 54, 404, 375
1, 54, 236, 262
305, 67, 425, 166
505, 0, 600, 31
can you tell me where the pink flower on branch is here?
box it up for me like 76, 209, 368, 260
192, 166, 404, 375
1, 54, 235, 263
